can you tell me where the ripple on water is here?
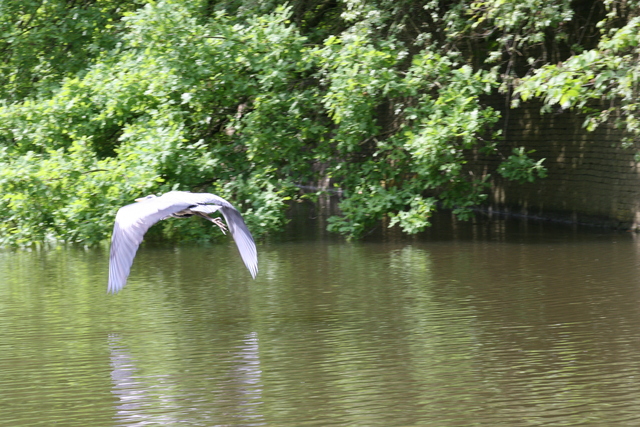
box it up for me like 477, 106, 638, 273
2, 232, 640, 425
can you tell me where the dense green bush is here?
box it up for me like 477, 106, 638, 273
0, 0, 638, 245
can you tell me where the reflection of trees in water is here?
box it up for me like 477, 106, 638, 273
107, 332, 264, 426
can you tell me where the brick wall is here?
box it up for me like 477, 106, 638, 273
473, 99, 640, 229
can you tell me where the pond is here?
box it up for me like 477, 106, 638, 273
2, 213, 640, 426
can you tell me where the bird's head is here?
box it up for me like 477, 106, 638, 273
134, 194, 158, 202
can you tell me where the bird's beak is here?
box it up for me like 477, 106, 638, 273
135, 195, 154, 202
134, 194, 157, 203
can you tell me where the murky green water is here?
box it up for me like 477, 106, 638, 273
3, 216, 640, 426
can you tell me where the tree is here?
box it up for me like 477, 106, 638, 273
0, 0, 635, 245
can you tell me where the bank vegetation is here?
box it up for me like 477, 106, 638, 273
0, 0, 638, 244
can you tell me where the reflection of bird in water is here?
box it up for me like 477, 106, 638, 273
108, 333, 181, 425
107, 334, 145, 415
107, 332, 265, 424
230, 332, 264, 422
108, 191, 258, 293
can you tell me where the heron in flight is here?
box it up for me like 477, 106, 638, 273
108, 191, 258, 293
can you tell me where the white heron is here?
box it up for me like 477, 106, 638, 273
108, 191, 258, 293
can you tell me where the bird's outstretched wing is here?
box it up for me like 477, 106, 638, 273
108, 191, 258, 293
187, 196, 258, 279
108, 194, 195, 293
219, 206, 258, 279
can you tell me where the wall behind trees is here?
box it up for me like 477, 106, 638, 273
472, 98, 640, 229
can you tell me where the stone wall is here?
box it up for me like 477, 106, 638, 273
473, 99, 640, 229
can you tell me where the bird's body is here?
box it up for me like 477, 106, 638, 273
108, 191, 257, 293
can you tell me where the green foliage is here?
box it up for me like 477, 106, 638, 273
388, 196, 437, 235
3, 0, 636, 244
0, 1, 304, 245
0, 0, 142, 101
497, 147, 547, 183
320, 41, 500, 237
461, 0, 574, 68
515, 13, 640, 145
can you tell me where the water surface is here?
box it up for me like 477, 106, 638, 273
2, 216, 640, 426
